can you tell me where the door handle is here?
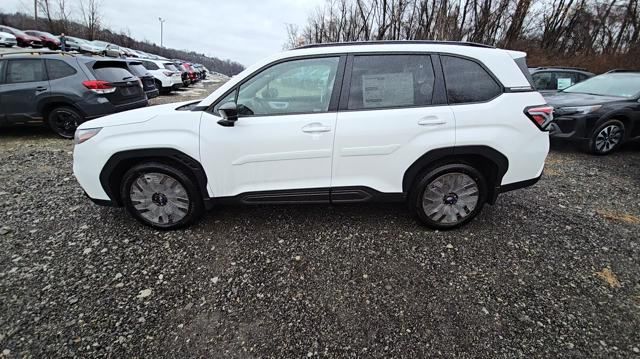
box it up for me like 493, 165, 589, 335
302, 123, 331, 133
35, 86, 48, 92
418, 116, 446, 126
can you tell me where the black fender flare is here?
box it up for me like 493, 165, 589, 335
402, 145, 509, 204
99, 148, 210, 206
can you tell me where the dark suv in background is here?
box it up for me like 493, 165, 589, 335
529, 66, 594, 94
0, 52, 148, 138
126, 60, 159, 99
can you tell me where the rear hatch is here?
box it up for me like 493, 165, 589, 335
91, 61, 144, 105
127, 62, 157, 91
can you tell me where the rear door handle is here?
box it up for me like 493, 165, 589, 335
302, 123, 332, 133
418, 116, 446, 126
35, 86, 48, 92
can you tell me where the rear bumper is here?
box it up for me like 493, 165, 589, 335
145, 88, 160, 99
78, 97, 149, 120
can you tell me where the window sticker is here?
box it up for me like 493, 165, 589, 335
557, 78, 573, 90
362, 72, 414, 108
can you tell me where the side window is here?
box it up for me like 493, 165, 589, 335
46, 59, 77, 80
532, 72, 554, 90
442, 56, 501, 104
6, 59, 47, 84
555, 71, 578, 90
236, 57, 339, 116
347, 54, 435, 110
0, 60, 5, 83
142, 61, 159, 70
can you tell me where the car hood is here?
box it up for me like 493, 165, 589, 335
544, 92, 626, 108
78, 100, 203, 129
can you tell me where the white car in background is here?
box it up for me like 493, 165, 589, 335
0, 31, 17, 47
63, 36, 102, 54
137, 58, 183, 93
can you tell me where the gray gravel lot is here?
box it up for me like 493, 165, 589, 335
1, 84, 639, 357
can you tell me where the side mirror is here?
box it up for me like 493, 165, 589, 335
217, 102, 238, 127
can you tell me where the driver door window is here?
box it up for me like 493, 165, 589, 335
235, 57, 340, 116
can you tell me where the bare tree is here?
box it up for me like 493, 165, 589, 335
79, 0, 101, 40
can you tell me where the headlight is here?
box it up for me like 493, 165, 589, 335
74, 128, 102, 145
560, 105, 602, 114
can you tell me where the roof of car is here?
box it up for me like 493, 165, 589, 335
529, 66, 591, 72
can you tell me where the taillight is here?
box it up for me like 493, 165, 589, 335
82, 80, 116, 94
524, 105, 554, 131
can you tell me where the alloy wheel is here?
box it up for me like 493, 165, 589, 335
50, 109, 81, 138
595, 124, 623, 153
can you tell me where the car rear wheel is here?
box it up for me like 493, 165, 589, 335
120, 162, 204, 230
589, 119, 625, 155
411, 163, 487, 230
47, 106, 83, 139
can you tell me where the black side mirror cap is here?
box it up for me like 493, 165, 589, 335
217, 102, 238, 127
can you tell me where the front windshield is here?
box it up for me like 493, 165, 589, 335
563, 74, 640, 98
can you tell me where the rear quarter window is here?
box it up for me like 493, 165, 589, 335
442, 56, 502, 104
46, 59, 77, 80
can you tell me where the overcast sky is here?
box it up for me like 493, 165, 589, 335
1, 0, 324, 65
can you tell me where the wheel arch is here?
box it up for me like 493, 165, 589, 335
402, 146, 509, 204
99, 148, 210, 207
38, 98, 86, 120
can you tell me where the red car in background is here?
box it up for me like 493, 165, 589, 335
0, 25, 42, 47
183, 62, 198, 83
24, 30, 61, 49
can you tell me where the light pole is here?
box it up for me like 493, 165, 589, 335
158, 17, 166, 47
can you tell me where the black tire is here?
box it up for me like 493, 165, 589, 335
120, 162, 204, 230
410, 163, 487, 230
46, 106, 83, 139
587, 119, 625, 155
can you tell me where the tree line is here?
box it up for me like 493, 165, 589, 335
0, 0, 244, 76
285, 0, 640, 73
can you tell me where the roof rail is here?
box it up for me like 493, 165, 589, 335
0, 50, 75, 57
532, 66, 589, 71
606, 69, 640, 73
296, 40, 495, 50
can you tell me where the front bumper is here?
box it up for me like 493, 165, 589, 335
549, 114, 593, 141
0, 39, 17, 46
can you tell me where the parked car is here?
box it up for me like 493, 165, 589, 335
61, 36, 102, 54
24, 30, 61, 49
137, 58, 183, 94
0, 52, 148, 138
126, 60, 159, 99
73, 41, 550, 230
171, 60, 191, 87
545, 70, 640, 155
0, 31, 17, 47
529, 66, 594, 94
182, 62, 198, 83
0, 25, 42, 48
90, 40, 122, 57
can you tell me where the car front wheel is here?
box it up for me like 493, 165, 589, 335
589, 119, 625, 155
411, 163, 487, 230
120, 162, 204, 230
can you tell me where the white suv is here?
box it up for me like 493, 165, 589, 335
137, 59, 183, 93
73, 41, 551, 230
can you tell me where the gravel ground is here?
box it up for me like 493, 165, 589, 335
1, 89, 639, 357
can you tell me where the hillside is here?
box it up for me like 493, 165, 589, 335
0, 11, 245, 76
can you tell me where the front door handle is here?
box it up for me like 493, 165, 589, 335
35, 86, 48, 92
302, 123, 332, 133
